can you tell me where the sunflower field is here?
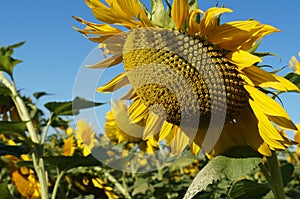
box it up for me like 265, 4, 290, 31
1, 0, 300, 198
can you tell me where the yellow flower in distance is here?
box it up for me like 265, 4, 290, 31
105, 100, 158, 153
5, 154, 41, 199
75, 0, 299, 157
289, 52, 300, 74
294, 124, 300, 157
76, 120, 98, 156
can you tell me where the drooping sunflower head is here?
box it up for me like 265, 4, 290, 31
76, 0, 300, 157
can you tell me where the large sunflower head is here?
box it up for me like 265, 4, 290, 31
75, 0, 299, 157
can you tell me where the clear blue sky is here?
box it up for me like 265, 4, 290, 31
1, 1, 300, 131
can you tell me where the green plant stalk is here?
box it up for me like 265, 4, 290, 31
103, 170, 132, 199
51, 169, 65, 199
0, 72, 49, 198
267, 151, 285, 199
259, 163, 274, 193
41, 113, 54, 145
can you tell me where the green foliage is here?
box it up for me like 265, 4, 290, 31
44, 155, 102, 171
0, 143, 27, 157
45, 96, 104, 117
0, 121, 27, 136
229, 179, 270, 199
0, 42, 24, 77
285, 72, 300, 89
150, 0, 175, 28
184, 156, 261, 199
33, 91, 52, 100
0, 183, 15, 199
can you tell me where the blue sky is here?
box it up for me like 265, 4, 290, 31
1, 0, 300, 133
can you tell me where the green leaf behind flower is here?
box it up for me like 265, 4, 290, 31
44, 96, 104, 117
183, 156, 261, 199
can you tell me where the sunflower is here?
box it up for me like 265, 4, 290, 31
289, 52, 300, 74
76, 120, 98, 156
75, 0, 299, 157
62, 128, 76, 156
295, 124, 300, 157
105, 100, 158, 153
5, 153, 41, 199
65, 173, 119, 198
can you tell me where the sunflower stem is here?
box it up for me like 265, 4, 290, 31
103, 170, 132, 199
51, 169, 66, 199
267, 151, 285, 199
41, 113, 54, 145
0, 72, 49, 199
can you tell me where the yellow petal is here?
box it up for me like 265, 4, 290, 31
248, 98, 286, 149
73, 16, 122, 35
188, 9, 204, 35
244, 85, 291, 119
200, 7, 232, 36
190, 142, 201, 156
143, 112, 164, 138
128, 99, 148, 123
97, 73, 129, 93
169, 126, 189, 155
260, 74, 300, 92
242, 65, 277, 85
171, 0, 189, 30
120, 0, 153, 27
158, 121, 173, 142
238, 24, 280, 50
267, 115, 297, 130
227, 50, 262, 70
87, 54, 122, 68
207, 20, 278, 50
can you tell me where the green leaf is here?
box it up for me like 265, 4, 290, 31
183, 156, 261, 199
0, 183, 16, 199
229, 179, 270, 199
171, 151, 197, 167
50, 117, 70, 129
0, 84, 12, 96
44, 96, 104, 117
44, 155, 102, 171
247, 40, 262, 54
280, 163, 294, 186
223, 146, 262, 158
0, 142, 28, 157
33, 91, 52, 100
106, 153, 135, 170
0, 121, 27, 137
132, 178, 150, 196
253, 52, 281, 62
15, 160, 34, 168
189, 0, 199, 10
284, 72, 300, 90
150, 0, 175, 28
0, 42, 25, 77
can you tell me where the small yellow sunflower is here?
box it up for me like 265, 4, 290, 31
62, 128, 76, 156
294, 124, 300, 157
66, 173, 119, 198
289, 52, 300, 74
105, 100, 158, 153
76, 120, 98, 156
5, 154, 41, 199
75, 0, 299, 157
62, 137, 76, 156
